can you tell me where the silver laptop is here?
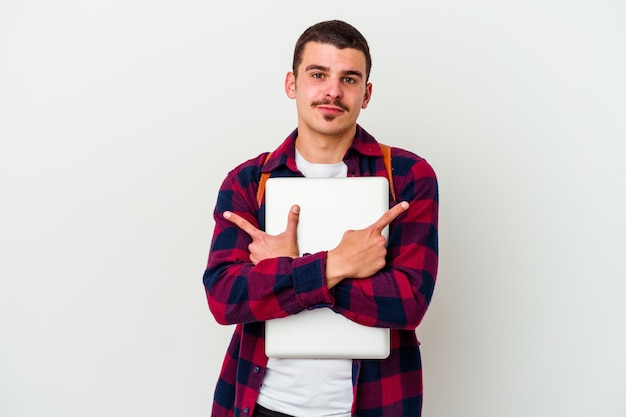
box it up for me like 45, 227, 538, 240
264, 177, 391, 359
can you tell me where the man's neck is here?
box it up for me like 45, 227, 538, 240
294, 128, 356, 164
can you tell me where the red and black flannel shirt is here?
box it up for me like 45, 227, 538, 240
203, 125, 439, 417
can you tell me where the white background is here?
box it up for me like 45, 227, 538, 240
1, 1, 625, 416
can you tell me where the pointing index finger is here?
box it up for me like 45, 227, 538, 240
370, 201, 409, 233
223, 211, 260, 237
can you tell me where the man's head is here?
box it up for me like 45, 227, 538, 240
285, 20, 373, 149
292, 20, 372, 82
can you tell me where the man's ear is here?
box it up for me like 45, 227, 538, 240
361, 82, 373, 109
285, 72, 296, 99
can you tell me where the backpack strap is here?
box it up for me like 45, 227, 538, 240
379, 143, 396, 203
255, 144, 396, 207
256, 152, 273, 207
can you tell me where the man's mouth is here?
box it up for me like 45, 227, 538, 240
312, 100, 349, 113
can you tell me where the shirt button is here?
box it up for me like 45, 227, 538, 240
253, 366, 260, 374
243, 407, 249, 414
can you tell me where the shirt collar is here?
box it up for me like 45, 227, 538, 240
260, 124, 382, 173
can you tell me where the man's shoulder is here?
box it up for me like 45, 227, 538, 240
357, 126, 433, 171
388, 145, 436, 178
225, 152, 271, 178
225, 132, 295, 179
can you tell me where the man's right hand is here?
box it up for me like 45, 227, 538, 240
325, 201, 409, 289
223, 205, 300, 264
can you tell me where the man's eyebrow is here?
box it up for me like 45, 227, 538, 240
305, 64, 330, 73
342, 70, 364, 79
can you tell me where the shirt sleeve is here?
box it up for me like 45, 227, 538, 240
203, 162, 334, 325
331, 154, 439, 330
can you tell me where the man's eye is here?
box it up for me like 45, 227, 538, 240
343, 77, 356, 84
312, 73, 324, 79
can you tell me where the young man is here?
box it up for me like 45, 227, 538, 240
203, 20, 438, 417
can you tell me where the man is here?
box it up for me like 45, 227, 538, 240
203, 20, 438, 417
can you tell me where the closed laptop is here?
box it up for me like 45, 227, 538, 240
264, 177, 391, 359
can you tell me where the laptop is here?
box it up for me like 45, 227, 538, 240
264, 176, 391, 359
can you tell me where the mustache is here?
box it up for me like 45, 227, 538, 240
311, 99, 349, 112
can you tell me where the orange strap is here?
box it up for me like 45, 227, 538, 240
380, 143, 396, 203
256, 143, 395, 207
255, 152, 273, 207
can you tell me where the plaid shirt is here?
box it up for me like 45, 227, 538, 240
203, 125, 439, 417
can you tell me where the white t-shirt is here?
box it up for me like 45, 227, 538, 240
256, 149, 352, 417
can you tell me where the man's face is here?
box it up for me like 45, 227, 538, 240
285, 42, 372, 140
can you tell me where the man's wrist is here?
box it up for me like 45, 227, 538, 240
325, 250, 346, 289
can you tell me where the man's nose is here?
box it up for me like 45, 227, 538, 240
324, 78, 343, 99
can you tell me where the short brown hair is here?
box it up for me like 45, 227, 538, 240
292, 20, 372, 81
